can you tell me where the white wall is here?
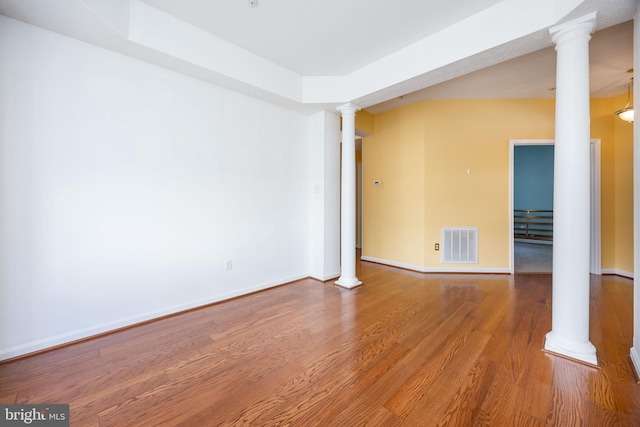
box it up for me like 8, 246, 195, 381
308, 111, 341, 281
0, 17, 311, 359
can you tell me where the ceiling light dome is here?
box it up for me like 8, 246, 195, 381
616, 71, 634, 123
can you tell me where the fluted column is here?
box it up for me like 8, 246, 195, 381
335, 103, 362, 289
544, 13, 597, 365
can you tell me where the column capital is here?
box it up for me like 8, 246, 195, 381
549, 12, 596, 47
337, 103, 361, 115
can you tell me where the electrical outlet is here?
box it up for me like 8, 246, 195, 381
435, 243, 440, 251
225, 260, 233, 271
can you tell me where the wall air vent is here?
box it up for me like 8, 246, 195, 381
441, 227, 478, 264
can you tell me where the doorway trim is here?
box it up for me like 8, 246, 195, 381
509, 139, 601, 274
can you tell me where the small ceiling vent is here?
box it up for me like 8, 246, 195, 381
441, 227, 478, 264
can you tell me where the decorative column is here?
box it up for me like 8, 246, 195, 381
335, 103, 362, 289
630, 4, 640, 378
544, 13, 597, 366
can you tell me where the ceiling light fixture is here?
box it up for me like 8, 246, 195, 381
616, 69, 634, 123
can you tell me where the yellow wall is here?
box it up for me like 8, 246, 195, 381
593, 98, 617, 271
612, 95, 634, 273
356, 110, 374, 163
424, 99, 557, 269
356, 109, 375, 135
362, 97, 633, 272
363, 106, 425, 266
593, 95, 634, 274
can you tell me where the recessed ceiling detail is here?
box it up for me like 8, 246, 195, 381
0, 0, 635, 114
140, 0, 504, 76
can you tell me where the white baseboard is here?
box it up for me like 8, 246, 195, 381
0, 273, 308, 361
601, 269, 634, 279
360, 256, 423, 272
309, 271, 341, 281
631, 347, 640, 380
360, 255, 510, 274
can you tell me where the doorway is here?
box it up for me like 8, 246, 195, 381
513, 143, 554, 272
509, 139, 601, 274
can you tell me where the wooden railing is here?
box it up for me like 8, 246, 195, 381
514, 209, 553, 241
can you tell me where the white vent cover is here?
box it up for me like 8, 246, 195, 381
441, 227, 478, 264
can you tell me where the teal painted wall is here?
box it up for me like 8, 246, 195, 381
514, 145, 554, 210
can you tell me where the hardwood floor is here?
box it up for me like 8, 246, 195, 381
1, 261, 639, 426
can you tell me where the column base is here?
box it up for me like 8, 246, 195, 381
544, 331, 598, 366
630, 347, 640, 380
335, 276, 362, 289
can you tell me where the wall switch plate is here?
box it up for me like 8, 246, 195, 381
225, 260, 233, 271
435, 243, 440, 251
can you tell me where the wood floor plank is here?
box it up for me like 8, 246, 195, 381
544, 357, 593, 426
71, 372, 171, 426
434, 356, 498, 427
329, 353, 416, 425
0, 392, 17, 404
472, 380, 522, 426
225, 310, 417, 425
1, 263, 639, 426
472, 277, 554, 426
307, 342, 411, 425
402, 328, 493, 424
384, 314, 483, 418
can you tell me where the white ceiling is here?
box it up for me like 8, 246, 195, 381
368, 20, 634, 113
0, 0, 636, 114
140, 0, 635, 113
140, 0, 504, 76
